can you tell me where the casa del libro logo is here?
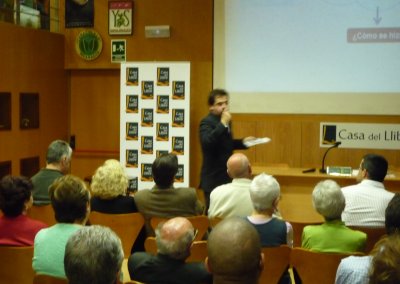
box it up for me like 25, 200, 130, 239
321, 122, 400, 150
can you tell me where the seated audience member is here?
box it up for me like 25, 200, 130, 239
208, 153, 254, 219
31, 140, 73, 205
246, 173, 293, 247
90, 159, 137, 213
0, 175, 47, 246
302, 180, 366, 253
246, 173, 292, 284
64, 225, 124, 284
128, 217, 212, 284
134, 153, 204, 235
335, 193, 400, 284
32, 175, 90, 278
342, 154, 394, 227
368, 234, 400, 284
206, 217, 263, 284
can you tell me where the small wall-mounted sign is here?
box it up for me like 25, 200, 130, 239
111, 39, 126, 62
75, 30, 102, 61
109, 1, 133, 35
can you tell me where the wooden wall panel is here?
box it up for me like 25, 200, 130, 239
234, 114, 400, 174
64, 1, 214, 186
0, 22, 68, 175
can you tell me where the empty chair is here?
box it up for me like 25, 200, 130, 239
27, 204, 57, 226
33, 274, 68, 284
348, 226, 387, 253
290, 247, 364, 284
150, 215, 209, 241
89, 212, 144, 256
259, 245, 291, 284
0, 246, 35, 284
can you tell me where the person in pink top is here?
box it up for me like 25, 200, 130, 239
0, 175, 47, 246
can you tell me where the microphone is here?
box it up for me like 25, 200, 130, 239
320, 141, 341, 173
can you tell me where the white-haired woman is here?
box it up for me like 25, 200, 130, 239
302, 179, 366, 253
246, 173, 293, 284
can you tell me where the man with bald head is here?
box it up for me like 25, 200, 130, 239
206, 217, 264, 284
208, 153, 253, 218
128, 217, 212, 284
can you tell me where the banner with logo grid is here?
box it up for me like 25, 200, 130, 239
120, 62, 190, 191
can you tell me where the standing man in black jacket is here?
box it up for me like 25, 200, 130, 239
199, 89, 254, 210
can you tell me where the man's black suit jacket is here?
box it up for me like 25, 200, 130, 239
199, 113, 246, 194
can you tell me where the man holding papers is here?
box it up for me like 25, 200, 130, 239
199, 89, 256, 210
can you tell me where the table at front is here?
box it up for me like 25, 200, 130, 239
252, 166, 400, 223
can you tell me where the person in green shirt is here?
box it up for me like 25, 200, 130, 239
32, 175, 90, 278
302, 179, 366, 253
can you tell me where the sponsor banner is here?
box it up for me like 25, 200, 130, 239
120, 62, 190, 190
320, 122, 400, 149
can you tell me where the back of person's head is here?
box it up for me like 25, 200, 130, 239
207, 89, 228, 106
46, 140, 72, 164
369, 234, 400, 284
227, 153, 251, 179
207, 217, 263, 284
361, 154, 388, 182
91, 159, 128, 199
49, 175, 90, 223
155, 217, 195, 260
64, 225, 124, 284
385, 193, 400, 235
250, 173, 280, 212
0, 175, 32, 217
312, 180, 345, 221
152, 153, 178, 189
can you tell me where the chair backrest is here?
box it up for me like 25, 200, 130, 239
290, 247, 364, 284
187, 240, 208, 262
290, 221, 323, 247
208, 216, 223, 228
0, 246, 35, 284
33, 274, 68, 284
27, 204, 57, 226
150, 215, 209, 241
89, 212, 145, 256
348, 226, 387, 253
144, 236, 207, 263
144, 236, 158, 255
259, 246, 291, 284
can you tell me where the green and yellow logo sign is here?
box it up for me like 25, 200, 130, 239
75, 30, 102, 61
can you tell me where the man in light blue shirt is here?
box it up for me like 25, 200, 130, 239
335, 193, 400, 284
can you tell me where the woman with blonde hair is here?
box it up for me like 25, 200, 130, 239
90, 159, 137, 214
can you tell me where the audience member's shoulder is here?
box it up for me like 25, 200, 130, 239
210, 183, 228, 196
134, 188, 151, 198
351, 228, 367, 239
128, 251, 154, 267
175, 186, 197, 194
34, 225, 51, 240
338, 255, 372, 273
27, 217, 48, 230
341, 184, 358, 193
